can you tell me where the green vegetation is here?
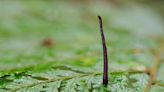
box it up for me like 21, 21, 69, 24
0, 0, 164, 92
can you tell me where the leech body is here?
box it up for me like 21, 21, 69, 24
98, 16, 108, 86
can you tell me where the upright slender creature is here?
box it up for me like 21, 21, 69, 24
98, 16, 108, 86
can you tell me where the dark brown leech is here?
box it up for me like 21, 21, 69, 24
98, 16, 108, 86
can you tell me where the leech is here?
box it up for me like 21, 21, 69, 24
98, 16, 108, 86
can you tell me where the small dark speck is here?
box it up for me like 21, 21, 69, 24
42, 85, 48, 88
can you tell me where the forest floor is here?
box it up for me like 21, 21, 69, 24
0, 1, 164, 92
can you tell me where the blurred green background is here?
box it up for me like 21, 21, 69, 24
0, 0, 164, 92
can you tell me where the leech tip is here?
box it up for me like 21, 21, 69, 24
98, 16, 101, 19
